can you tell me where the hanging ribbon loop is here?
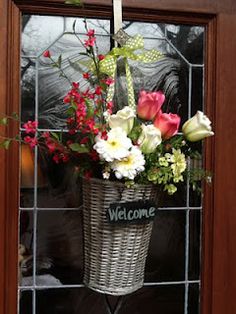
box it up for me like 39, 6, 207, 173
99, 34, 163, 110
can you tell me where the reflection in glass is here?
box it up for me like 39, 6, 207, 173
22, 15, 65, 57
123, 21, 165, 38
20, 14, 205, 314
37, 33, 111, 129
36, 210, 83, 285
19, 290, 32, 314
37, 147, 82, 208
146, 211, 186, 282
19, 211, 33, 286
165, 24, 204, 63
188, 284, 200, 314
120, 285, 185, 314
189, 211, 201, 280
21, 57, 36, 124
36, 288, 108, 314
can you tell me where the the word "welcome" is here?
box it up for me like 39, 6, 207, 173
107, 201, 157, 224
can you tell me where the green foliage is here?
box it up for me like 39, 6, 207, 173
0, 117, 8, 125
0, 139, 11, 149
69, 143, 89, 153
50, 132, 60, 141
128, 125, 141, 141
11, 112, 19, 120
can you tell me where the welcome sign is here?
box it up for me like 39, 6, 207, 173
107, 200, 157, 224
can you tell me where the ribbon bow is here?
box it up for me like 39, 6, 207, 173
99, 34, 163, 110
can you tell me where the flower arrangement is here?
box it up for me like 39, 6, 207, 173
0, 24, 214, 195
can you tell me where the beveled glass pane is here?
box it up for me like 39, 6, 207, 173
20, 143, 34, 208
189, 211, 201, 280
19, 211, 34, 286
123, 21, 165, 38
37, 33, 111, 129
191, 67, 204, 114
160, 184, 187, 208
120, 285, 185, 314
37, 145, 82, 208
36, 210, 83, 285
145, 210, 185, 282
65, 17, 110, 35
22, 15, 64, 57
21, 57, 36, 124
188, 284, 200, 314
36, 288, 108, 314
166, 24, 204, 63
19, 290, 32, 314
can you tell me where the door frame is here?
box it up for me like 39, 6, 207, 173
1, 1, 235, 314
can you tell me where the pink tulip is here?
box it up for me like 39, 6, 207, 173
137, 90, 165, 120
154, 112, 181, 139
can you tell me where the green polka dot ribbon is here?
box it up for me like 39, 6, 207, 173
99, 34, 163, 110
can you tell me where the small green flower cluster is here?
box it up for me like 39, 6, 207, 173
146, 148, 186, 195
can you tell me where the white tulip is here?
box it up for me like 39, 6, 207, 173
137, 124, 162, 154
182, 111, 214, 142
108, 106, 135, 134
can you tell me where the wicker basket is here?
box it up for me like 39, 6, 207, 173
82, 177, 158, 295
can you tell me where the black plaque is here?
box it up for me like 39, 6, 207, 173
107, 200, 157, 224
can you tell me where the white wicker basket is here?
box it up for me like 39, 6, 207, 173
82, 177, 158, 295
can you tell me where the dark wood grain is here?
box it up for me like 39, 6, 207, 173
1, 1, 236, 314
0, 1, 21, 314
14, 0, 236, 14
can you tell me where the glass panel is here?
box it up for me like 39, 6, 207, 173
189, 211, 201, 280
37, 146, 82, 208
19, 211, 34, 286
19, 290, 32, 314
20, 14, 205, 314
36, 288, 108, 314
22, 15, 65, 57
65, 17, 110, 35
36, 210, 83, 285
21, 57, 36, 124
146, 211, 185, 282
123, 21, 165, 38
188, 284, 200, 314
20, 143, 34, 208
166, 24, 204, 63
119, 285, 185, 314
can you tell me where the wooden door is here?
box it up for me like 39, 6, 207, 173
0, 1, 235, 314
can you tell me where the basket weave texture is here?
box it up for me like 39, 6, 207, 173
82, 177, 158, 295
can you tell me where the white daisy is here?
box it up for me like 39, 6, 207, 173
93, 127, 132, 162
111, 146, 145, 180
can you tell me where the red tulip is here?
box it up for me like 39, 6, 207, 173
154, 112, 181, 139
137, 91, 165, 120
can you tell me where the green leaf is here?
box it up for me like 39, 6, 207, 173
67, 107, 75, 116
50, 132, 60, 141
0, 117, 8, 125
65, 0, 82, 6
11, 112, 19, 120
71, 103, 78, 111
0, 139, 11, 149
69, 59, 86, 72
57, 55, 62, 68
72, 20, 77, 32
79, 52, 89, 56
69, 143, 89, 153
